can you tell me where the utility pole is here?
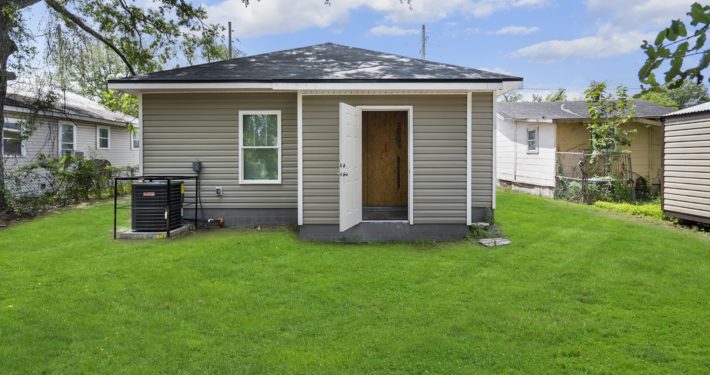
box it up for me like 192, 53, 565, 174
228, 21, 233, 59
420, 24, 426, 60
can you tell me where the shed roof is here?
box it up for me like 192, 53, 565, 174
663, 101, 710, 118
6, 84, 135, 126
497, 100, 672, 121
109, 43, 522, 83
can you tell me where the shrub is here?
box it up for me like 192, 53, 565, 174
4, 154, 135, 217
593, 201, 666, 220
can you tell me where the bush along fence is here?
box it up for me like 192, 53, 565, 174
1, 154, 136, 218
555, 151, 636, 204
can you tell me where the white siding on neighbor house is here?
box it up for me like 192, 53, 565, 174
75, 123, 138, 167
496, 118, 556, 188
141, 92, 297, 209
3, 113, 138, 169
663, 113, 710, 221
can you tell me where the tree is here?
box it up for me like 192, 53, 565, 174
584, 82, 636, 155
545, 88, 567, 102
667, 80, 710, 108
502, 91, 523, 103
639, 2, 710, 88
635, 88, 679, 109
635, 81, 709, 109
0, 0, 232, 212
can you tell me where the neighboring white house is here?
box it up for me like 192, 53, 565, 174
496, 101, 672, 198
3, 84, 139, 193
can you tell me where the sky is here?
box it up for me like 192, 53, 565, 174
22, 0, 700, 100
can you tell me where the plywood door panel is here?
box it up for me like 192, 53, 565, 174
363, 111, 408, 206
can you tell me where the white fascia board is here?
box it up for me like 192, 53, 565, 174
108, 81, 512, 93
496, 80, 523, 95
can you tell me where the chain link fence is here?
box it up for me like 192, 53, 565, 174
555, 151, 635, 204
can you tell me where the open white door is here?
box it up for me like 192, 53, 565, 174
339, 103, 362, 232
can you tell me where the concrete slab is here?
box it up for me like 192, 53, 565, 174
479, 238, 511, 247
117, 224, 194, 240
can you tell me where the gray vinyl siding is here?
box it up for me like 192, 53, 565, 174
141, 93, 297, 209
471, 92, 494, 208
663, 113, 710, 219
302, 95, 473, 225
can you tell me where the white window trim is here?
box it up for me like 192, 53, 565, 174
58, 122, 77, 154
526, 126, 539, 154
131, 128, 140, 150
3, 118, 26, 157
238, 110, 282, 184
97, 126, 111, 150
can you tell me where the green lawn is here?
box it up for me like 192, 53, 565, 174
1, 191, 709, 373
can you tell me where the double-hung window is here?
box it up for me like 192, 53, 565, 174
131, 130, 140, 150
239, 111, 281, 184
60, 123, 75, 155
3, 120, 23, 157
527, 127, 538, 153
97, 126, 110, 149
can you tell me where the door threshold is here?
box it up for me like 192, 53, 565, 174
361, 220, 410, 224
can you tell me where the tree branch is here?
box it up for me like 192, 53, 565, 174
44, 0, 136, 75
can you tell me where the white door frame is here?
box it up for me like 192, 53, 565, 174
356, 105, 414, 225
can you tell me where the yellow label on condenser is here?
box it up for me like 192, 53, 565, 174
181, 183, 185, 194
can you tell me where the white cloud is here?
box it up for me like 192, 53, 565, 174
513, 0, 694, 63
206, 0, 548, 38
512, 31, 652, 63
369, 25, 419, 36
494, 25, 539, 35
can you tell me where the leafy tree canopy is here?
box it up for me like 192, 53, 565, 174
639, 2, 710, 88
635, 81, 710, 109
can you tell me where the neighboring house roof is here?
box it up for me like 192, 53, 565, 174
663, 101, 710, 118
5, 84, 136, 127
497, 101, 672, 121
109, 43, 522, 83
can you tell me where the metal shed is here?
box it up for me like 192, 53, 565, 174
662, 102, 710, 224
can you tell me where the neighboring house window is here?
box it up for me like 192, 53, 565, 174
527, 128, 538, 153
131, 130, 140, 150
239, 110, 281, 184
60, 123, 75, 155
3, 120, 23, 157
97, 127, 110, 149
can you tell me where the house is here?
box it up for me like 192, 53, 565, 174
661, 101, 710, 225
3, 85, 139, 194
107, 43, 523, 241
495, 101, 672, 198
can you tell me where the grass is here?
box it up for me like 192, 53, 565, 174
593, 200, 665, 220
1, 190, 709, 373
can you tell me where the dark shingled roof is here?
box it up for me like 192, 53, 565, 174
110, 43, 522, 83
497, 100, 672, 120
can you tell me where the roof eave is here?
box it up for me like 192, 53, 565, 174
107, 79, 523, 94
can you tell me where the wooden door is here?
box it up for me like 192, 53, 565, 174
362, 111, 408, 207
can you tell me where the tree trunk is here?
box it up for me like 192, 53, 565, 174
0, 9, 18, 213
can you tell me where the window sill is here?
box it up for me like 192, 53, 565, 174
239, 180, 282, 185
